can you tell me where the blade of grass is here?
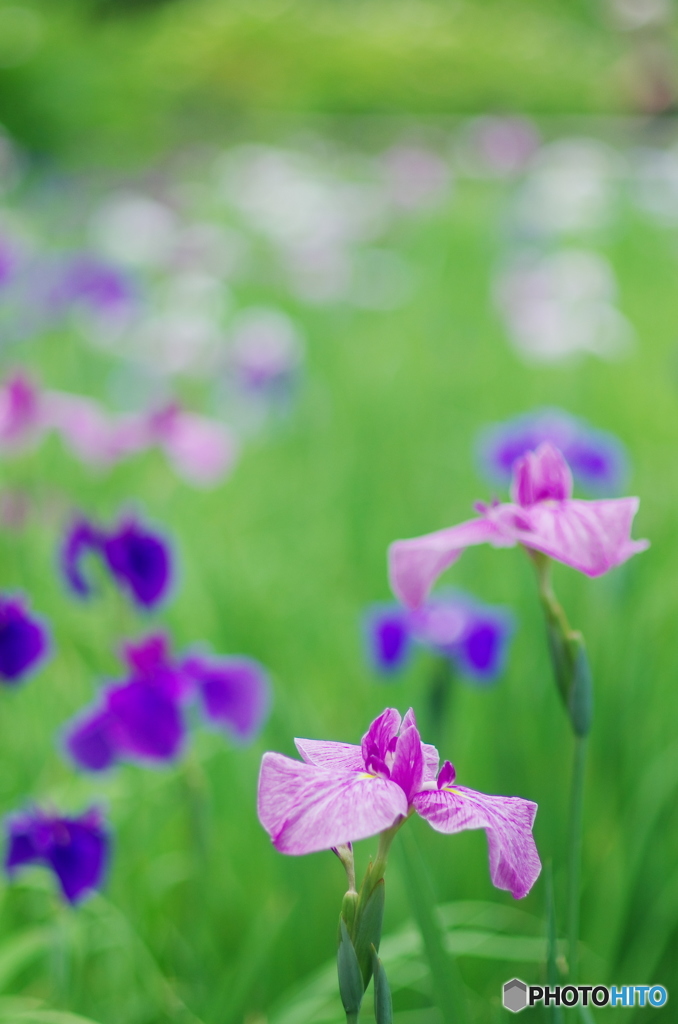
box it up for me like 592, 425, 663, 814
395, 827, 468, 1024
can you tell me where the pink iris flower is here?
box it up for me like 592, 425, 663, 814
258, 707, 541, 899
389, 442, 648, 609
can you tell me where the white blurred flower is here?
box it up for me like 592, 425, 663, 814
495, 249, 634, 363
513, 139, 623, 236
89, 193, 178, 268
456, 116, 540, 177
380, 145, 451, 210
634, 145, 678, 225
229, 307, 303, 390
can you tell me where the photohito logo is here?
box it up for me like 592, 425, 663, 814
502, 979, 668, 1012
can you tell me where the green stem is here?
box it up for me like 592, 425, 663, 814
428, 656, 455, 752
567, 735, 587, 983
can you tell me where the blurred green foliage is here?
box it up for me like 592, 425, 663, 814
0, 0, 656, 163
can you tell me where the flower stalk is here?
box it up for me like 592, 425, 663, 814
528, 548, 590, 982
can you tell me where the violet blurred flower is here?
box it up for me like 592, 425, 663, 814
184, 653, 271, 742
148, 405, 238, 487
61, 515, 173, 609
390, 443, 648, 609
258, 707, 540, 898
49, 254, 136, 318
0, 596, 49, 684
65, 633, 271, 772
367, 594, 513, 684
478, 408, 628, 496
5, 807, 108, 904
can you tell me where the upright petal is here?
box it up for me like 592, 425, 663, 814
389, 518, 512, 609
400, 709, 439, 781
510, 442, 573, 506
65, 707, 120, 772
390, 724, 424, 802
413, 785, 541, 899
294, 739, 365, 773
0, 598, 48, 684
489, 496, 649, 576
258, 753, 408, 855
361, 708, 401, 765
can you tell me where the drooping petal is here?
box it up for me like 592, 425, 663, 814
294, 739, 365, 773
360, 707, 402, 765
390, 724, 424, 802
64, 707, 120, 772
105, 679, 184, 763
0, 598, 48, 684
454, 611, 514, 684
365, 605, 411, 673
510, 442, 573, 506
413, 785, 541, 899
45, 812, 109, 904
102, 521, 172, 608
488, 496, 649, 577
5, 815, 41, 870
258, 753, 408, 855
389, 518, 513, 609
151, 407, 238, 487
189, 656, 270, 743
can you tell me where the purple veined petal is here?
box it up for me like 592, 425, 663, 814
413, 784, 541, 899
437, 760, 456, 788
390, 724, 424, 803
64, 706, 120, 772
401, 709, 440, 782
257, 753, 408, 855
45, 812, 109, 904
294, 739, 365, 772
105, 678, 184, 764
60, 518, 103, 598
360, 707, 402, 766
389, 517, 513, 609
0, 597, 49, 684
364, 605, 411, 674
189, 656, 271, 743
488, 496, 649, 577
102, 521, 173, 609
510, 443, 573, 507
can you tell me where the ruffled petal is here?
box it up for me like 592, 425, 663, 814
389, 518, 513, 609
413, 784, 541, 899
489, 496, 649, 577
294, 739, 365, 772
360, 707, 402, 765
257, 753, 408, 855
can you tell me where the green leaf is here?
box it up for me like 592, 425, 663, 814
337, 919, 363, 1016
371, 947, 393, 1024
395, 827, 468, 1024
353, 878, 385, 988
544, 863, 563, 1024
0, 928, 51, 994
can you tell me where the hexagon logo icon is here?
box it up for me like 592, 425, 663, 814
503, 978, 528, 1012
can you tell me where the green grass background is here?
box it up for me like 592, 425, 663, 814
0, 168, 675, 1021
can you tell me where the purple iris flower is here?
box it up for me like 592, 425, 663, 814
65, 634, 187, 772
61, 515, 173, 609
0, 596, 49, 685
5, 807, 109, 904
366, 593, 513, 684
477, 408, 628, 496
184, 654, 271, 743
64, 634, 271, 773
